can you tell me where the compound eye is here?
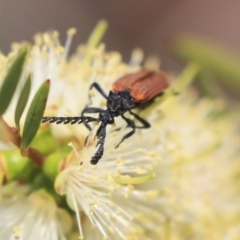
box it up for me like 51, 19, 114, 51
129, 96, 134, 102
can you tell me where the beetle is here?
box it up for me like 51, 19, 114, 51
42, 69, 169, 164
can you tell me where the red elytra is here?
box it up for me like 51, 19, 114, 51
112, 70, 169, 103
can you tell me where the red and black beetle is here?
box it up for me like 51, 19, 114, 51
42, 70, 169, 164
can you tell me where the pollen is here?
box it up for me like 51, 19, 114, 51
146, 164, 154, 171
67, 28, 77, 36
135, 167, 148, 174
108, 149, 115, 154
104, 212, 110, 219
52, 30, 59, 38
112, 173, 155, 185
146, 190, 159, 200
147, 151, 158, 157
130, 48, 144, 66
118, 142, 126, 150
155, 155, 163, 162
136, 148, 146, 152
77, 165, 84, 172
89, 89, 95, 97
110, 131, 117, 137
55, 46, 65, 54
13, 226, 21, 234
127, 184, 135, 191
116, 157, 125, 166
89, 201, 97, 206
108, 226, 115, 234
88, 209, 94, 215
100, 101, 105, 107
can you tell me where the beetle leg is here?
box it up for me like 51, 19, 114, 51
115, 115, 136, 148
82, 107, 106, 114
82, 82, 108, 114
81, 107, 105, 130
90, 123, 107, 165
129, 110, 151, 129
89, 82, 108, 99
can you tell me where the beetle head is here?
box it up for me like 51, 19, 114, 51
107, 89, 135, 113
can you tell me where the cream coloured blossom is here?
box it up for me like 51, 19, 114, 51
138, 92, 240, 239
0, 20, 240, 240
0, 183, 72, 240
55, 125, 163, 239
54, 87, 240, 239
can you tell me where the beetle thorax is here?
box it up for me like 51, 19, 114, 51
107, 89, 135, 114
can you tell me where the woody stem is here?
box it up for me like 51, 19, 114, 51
1, 117, 45, 167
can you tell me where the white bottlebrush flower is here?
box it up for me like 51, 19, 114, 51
54, 88, 240, 239
55, 125, 164, 239
0, 20, 240, 239
139, 92, 240, 238
1, 22, 144, 140
0, 183, 72, 240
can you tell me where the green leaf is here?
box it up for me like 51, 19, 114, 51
20, 80, 50, 153
85, 20, 108, 64
14, 74, 32, 129
174, 62, 200, 92
172, 34, 240, 94
0, 46, 28, 115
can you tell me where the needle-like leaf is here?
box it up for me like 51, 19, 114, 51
20, 80, 50, 154
172, 34, 240, 94
14, 74, 32, 129
0, 47, 28, 115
